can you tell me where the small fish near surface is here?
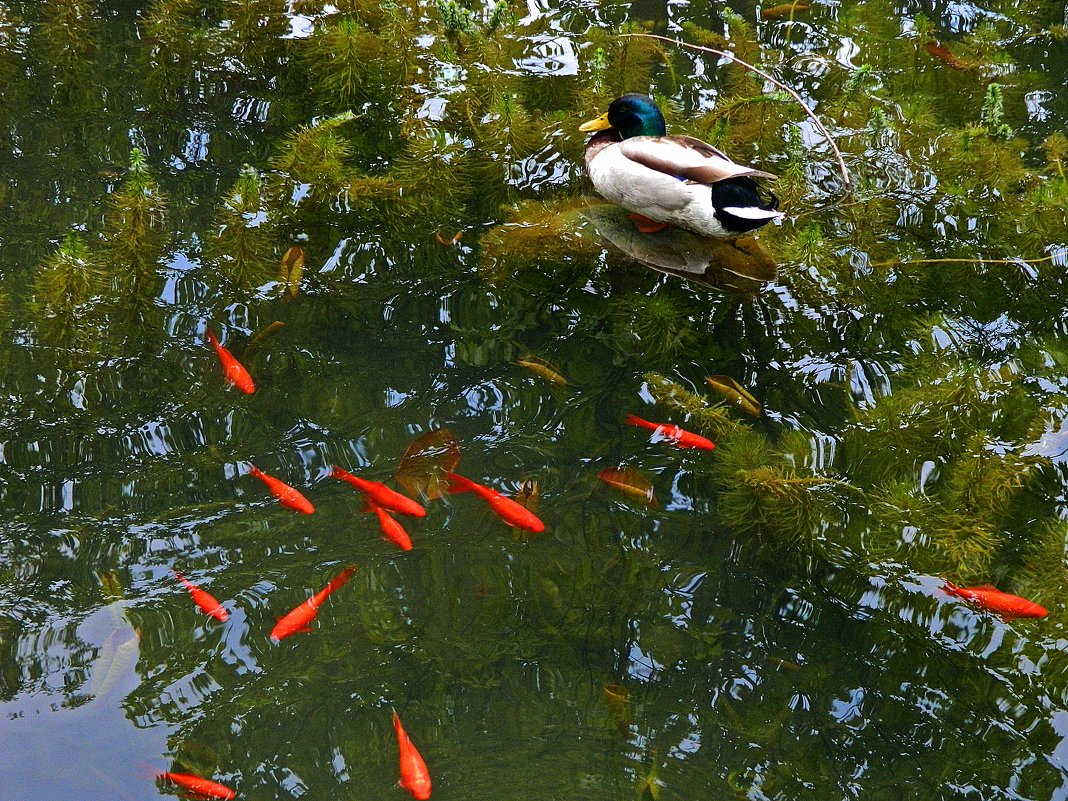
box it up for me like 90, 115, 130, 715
248, 464, 315, 514
279, 245, 305, 300
393, 709, 432, 800
369, 498, 413, 551
623, 414, 715, 451
206, 328, 255, 394
942, 582, 1047, 619
597, 466, 658, 508
705, 375, 761, 417
330, 466, 426, 517
270, 566, 356, 641
924, 41, 975, 73
85, 617, 140, 702
172, 569, 228, 622
159, 771, 235, 800
761, 1, 809, 18
446, 471, 546, 533
434, 230, 464, 247
515, 355, 569, 386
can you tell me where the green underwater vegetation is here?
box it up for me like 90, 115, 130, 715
5, 0, 1068, 799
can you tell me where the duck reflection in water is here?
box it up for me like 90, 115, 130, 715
583, 202, 778, 292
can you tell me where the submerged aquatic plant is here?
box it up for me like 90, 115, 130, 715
608, 293, 696, 361
1016, 518, 1068, 613
32, 231, 103, 321
1042, 132, 1068, 178
585, 23, 678, 99
980, 83, 1013, 140
301, 15, 400, 110
34, 0, 98, 101
209, 165, 277, 290
478, 199, 601, 278
140, 0, 225, 106
102, 148, 168, 295
269, 112, 359, 210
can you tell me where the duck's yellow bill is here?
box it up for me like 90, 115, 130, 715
579, 112, 612, 132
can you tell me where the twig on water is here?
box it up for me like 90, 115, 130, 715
870, 253, 1062, 268
618, 32, 853, 200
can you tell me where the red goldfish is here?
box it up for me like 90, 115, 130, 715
248, 464, 315, 514
330, 466, 426, 517
172, 569, 227, 622
446, 472, 545, 533
942, 582, 1048, 619
270, 566, 356, 641
206, 328, 255, 394
159, 771, 235, 800
393, 709, 432, 800
369, 499, 413, 551
624, 414, 715, 452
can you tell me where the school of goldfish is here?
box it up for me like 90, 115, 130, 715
151, 328, 1047, 797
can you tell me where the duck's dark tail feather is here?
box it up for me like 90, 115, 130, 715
711, 177, 783, 234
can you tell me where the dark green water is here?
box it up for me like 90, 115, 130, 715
4, 1, 1068, 799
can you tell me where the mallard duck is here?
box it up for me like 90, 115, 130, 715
579, 94, 783, 239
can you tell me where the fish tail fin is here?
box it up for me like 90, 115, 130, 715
172, 569, 189, 586
206, 328, 219, 347
942, 581, 960, 596
247, 463, 261, 478
623, 414, 653, 430
446, 472, 475, 494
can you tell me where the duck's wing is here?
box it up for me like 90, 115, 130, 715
618, 135, 778, 183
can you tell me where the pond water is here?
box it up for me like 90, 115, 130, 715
3, 1, 1068, 799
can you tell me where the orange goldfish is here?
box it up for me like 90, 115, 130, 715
446, 472, 545, 533
623, 414, 715, 452
248, 464, 315, 514
393, 709, 432, 800
172, 569, 227, 622
206, 328, 255, 394
369, 499, 413, 551
330, 466, 426, 517
943, 582, 1047, 619
159, 771, 235, 800
270, 566, 356, 641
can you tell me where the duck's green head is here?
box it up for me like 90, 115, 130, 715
579, 94, 667, 138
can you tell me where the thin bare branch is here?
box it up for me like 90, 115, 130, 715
618, 32, 852, 199
871, 254, 1061, 268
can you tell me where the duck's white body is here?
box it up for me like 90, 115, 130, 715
580, 94, 785, 239
585, 134, 784, 239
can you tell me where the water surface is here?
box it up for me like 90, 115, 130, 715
2, 1, 1068, 799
